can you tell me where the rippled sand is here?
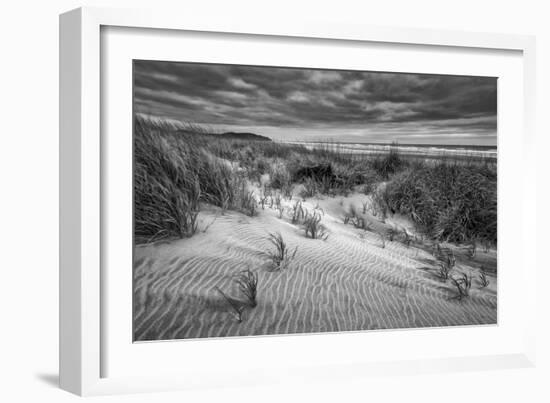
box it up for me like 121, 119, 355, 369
133, 193, 497, 341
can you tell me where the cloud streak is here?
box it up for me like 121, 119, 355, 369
134, 60, 497, 145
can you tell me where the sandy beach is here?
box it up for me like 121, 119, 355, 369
133, 190, 497, 341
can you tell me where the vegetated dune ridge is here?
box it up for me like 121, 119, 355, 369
133, 192, 497, 341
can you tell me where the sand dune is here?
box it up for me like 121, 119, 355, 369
133, 193, 497, 341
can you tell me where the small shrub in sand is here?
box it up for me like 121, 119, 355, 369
303, 211, 329, 240
450, 272, 472, 300
235, 269, 258, 307
266, 232, 298, 271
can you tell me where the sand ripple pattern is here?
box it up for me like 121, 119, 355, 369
134, 207, 497, 341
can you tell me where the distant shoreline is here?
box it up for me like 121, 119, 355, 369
281, 140, 497, 151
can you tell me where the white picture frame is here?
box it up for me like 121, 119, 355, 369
59, 6, 537, 396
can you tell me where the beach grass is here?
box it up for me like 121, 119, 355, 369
134, 116, 496, 248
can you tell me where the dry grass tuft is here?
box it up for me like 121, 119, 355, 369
215, 287, 247, 322
303, 211, 329, 240
290, 200, 305, 224
450, 272, 472, 300
478, 271, 490, 288
266, 232, 298, 271
235, 269, 259, 307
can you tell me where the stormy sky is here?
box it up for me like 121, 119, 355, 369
134, 60, 497, 145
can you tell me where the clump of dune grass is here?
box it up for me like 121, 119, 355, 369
479, 271, 490, 288
343, 204, 359, 225
303, 211, 329, 240
360, 182, 376, 195
371, 188, 390, 221
290, 200, 305, 224
269, 162, 292, 191
266, 232, 298, 271
236, 180, 257, 217
437, 247, 456, 269
300, 177, 319, 199
371, 142, 405, 179
235, 269, 258, 307
436, 260, 453, 280
215, 287, 247, 323
450, 272, 472, 300
134, 117, 236, 242
434, 247, 456, 280
380, 162, 496, 245
437, 250, 456, 280
342, 204, 370, 230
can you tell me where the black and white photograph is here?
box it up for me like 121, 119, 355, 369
132, 61, 497, 341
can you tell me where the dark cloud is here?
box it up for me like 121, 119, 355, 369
133, 60, 497, 145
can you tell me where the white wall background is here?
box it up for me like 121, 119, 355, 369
0, 0, 547, 401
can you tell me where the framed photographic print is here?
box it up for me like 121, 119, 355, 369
60, 7, 537, 396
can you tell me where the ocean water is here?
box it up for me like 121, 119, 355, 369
283, 141, 497, 161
